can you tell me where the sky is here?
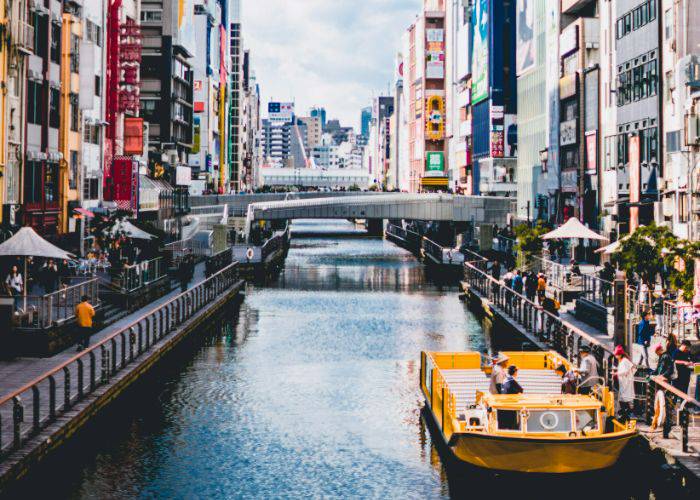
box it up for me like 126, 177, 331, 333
244, 0, 422, 131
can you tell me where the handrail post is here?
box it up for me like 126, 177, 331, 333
31, 386, 40, 434
101, 345, 110, 383
77, 359, 84, 400
12, 396, 23, 449
89, 351, 96, 392
63, 366, 71, 410
48, 375, 56, 421
680, 408, 689, 452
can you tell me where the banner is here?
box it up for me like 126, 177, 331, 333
516, 0, 536, 75
472, 0, 489, 104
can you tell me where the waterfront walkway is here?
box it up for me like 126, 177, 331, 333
0, 263, 206, 398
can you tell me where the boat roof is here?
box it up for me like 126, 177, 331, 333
481, 393, 603, 409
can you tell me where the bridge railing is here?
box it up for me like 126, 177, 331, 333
21, 278, 100, 329
644, 375, 699, 453
0, 263, 241, 461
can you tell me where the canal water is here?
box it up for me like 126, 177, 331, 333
11, 221, 690, 499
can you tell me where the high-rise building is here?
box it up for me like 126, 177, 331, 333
310, 106, 327, 130
230, 0, 244, 191
360, 107, 372, 137
470, 0, 518, 198
298, 116, 323, 150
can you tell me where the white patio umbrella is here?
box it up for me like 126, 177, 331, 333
0, 227, 75, 309
108, 220, 155, 240
541, 218, 607, 241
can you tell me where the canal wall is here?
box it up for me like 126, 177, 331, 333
0, 267, 245, 492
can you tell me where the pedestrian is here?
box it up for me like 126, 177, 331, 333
490, 259, 502, 281
555, 364, 577, 395
537, 273, 547, 304
613, 345, 635, 422
489, 353, 509, 394
575, 346, 599, 395
672, 340, 693, 394
654, 344, 676, 382
75, 295, 95, 351
43, 259, 60, 293
525, 271, 537, 302
634, 310, 653, 368
512, 269, 523, 296
665, 332, 679, 359
4, 265, 23, 310
599, 262, 614, 305
653, 289, 666, 330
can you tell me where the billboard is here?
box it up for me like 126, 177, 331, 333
472, 0, 489, 104
268, 102, 294, 122
585, 132, 597, 174
426, 29, 445, 79
176, 166, 193, 186
109, 158, 139, 212
123, 118, 144, 155
426, 152, 445, 175
173, 0, 196, 57
516, 0, 536, 75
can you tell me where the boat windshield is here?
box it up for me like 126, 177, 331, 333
525, 410, 572, 433
575, 409, 599, 432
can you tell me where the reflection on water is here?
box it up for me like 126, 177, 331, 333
8, 220, 690, 499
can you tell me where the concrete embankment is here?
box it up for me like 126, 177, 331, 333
0, 272, 245, 492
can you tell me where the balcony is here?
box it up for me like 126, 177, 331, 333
11, 19, 35, 54
561, 0, 597, 16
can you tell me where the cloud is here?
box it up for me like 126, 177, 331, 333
243, 0, 421, 130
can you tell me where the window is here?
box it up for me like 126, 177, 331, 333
526, 410, 573, 433
70, 94, 79, 132
45, 163, 58, 203
140, 10, 163, 22
649, 0, 656, 21
633, 66, 642, 101
70, 34, 80, 73
49, 88, 60, 129
31, 13, 48, 59
665, 8, 673, 40
604, 135, 617, 170
85, 19, 102, 46
497, 410, 521, 431
574, 410, 598, 432
95, 75, 101, 96
25, 161, 43, 204
50, 22, 61, 63
83, 178, 99, 201
27, 81, 43, 125
624, 13, 631, 33
69, 151, 78, 190
83, 123, 101, 145
617, 133, 628, 167
666, 130, 680, 153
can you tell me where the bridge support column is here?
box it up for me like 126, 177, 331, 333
366, 219, 384, 237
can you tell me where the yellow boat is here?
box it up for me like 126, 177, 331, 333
420, 351, 637, 473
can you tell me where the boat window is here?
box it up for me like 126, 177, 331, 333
575, 409, 599, 432
525, 410, 572, 433
496, 410, 521, 431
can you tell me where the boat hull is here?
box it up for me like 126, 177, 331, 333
448, 431, 634, 473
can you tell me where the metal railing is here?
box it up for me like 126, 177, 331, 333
493, 235, 516, 255
580, 273, 614, 307
21, 278, 100, 329
260, 228, 288, 263
385, 223, 407, 240
422, 237, 446, 263
0, 262, 241, 460
661, 301, 697, 342
121, 258, 165, 293
644, 375, 699, 453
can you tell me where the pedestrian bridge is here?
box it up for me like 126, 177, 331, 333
245, 193, 513, 233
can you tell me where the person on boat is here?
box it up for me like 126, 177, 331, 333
489, 353, 509, 394
556, 364, 577, 394
613, 345, 635, 422
654, 344, 675, 382
634, 310, 653, 369
502, 365, 524, 394
575, 346, 599, 395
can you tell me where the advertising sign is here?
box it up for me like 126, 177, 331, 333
491, 129, 504, 158
472, 0, 489, 104
123, 118, 144, 155
546, 0, 560, 192
109, 158, 139, 212
516, 0, 536, 75
561, 169, 578, 193
174, 0, 196, 56
560, 119, 577, 146
629, 134, 640, 232
268, 102, 294, 122
426, 152, 445, 175
176, 165, 193, 186
585, 132, 597, 174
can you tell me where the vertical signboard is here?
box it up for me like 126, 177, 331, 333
123, 118, 144, 155
471, 0, 489, 104
629, 135, 640, 232
109, 158, 139, 213
516, 0, 536, 75
425, 29, 445, 79
546, 0, 560, 193
585, 132, 597, 174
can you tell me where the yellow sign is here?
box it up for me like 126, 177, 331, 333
425, 95, 444, 141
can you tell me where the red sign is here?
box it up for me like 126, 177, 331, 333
194, 101, 205, 113
107, 157, 139, 213
585, 132, 597, 174
123, 118, 144, 155
629, 135, 640, 232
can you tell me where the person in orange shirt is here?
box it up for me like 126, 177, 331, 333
75, 295, 95, 351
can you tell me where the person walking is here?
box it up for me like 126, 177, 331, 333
599, 262, 614, 305
512, 270, 523, 296
5, 265, 23, 310
634, 310, 653, 369
537, 273, 547, 304
525, 271, 538, 302
575, 346, 599, 395
652, 289, 666, 330
672, 340, 693, 394
654, 343, 676, 382
75, 295, 95, 351
43, 259, 60, 293
613, 345, 635, 422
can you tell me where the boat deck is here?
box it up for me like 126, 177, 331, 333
441, 369, 563, 409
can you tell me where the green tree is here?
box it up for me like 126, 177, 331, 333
513, 222, 549, 261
